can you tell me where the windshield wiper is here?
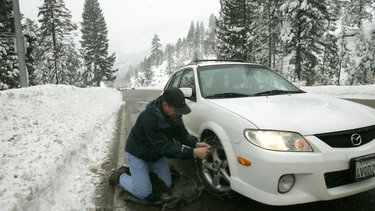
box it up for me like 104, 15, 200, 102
253, 89, 304, 96
205, 92, 250, 99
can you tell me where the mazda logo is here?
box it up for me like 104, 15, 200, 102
351, 133, 362, 146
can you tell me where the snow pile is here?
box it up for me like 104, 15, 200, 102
0, 85, 122, 210
301, 84, 375, 99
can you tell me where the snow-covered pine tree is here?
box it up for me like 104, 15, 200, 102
352, 0, 373, 84
80, 0, 117, 87
141, 57, 152, 86
215, 0, 257, 61
192, 21, 204, 60
179, 38, 188, 62
164, 43, 175, 76
37, 0, 80, 85
339, 0, 373, 85
316, 1, 340, 85
262, 0, 284, 69
336, 0, 353, 85
203, 14, 217, 58
23, 18, 38, 86
175, 38, 183, 59
250, 0, 270, 65
353, 27, 375, 84
186, 21, 195, 58
282, 0, 330, 84
363, 29, 375, 84
344, 0, 373, 28
175, 37, 189, 67
0, 0, 19, 90
150, 34, 163, 66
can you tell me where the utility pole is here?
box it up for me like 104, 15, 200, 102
12, 0, 29, 87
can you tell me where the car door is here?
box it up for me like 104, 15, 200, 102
178, 68, 200, 136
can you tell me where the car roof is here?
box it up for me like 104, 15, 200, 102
184, 59, 262, 68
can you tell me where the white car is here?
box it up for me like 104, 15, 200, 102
163, 60, 375, 205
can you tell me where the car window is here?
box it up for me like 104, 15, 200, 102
198, 64, 302, 98
179, 69, 196, 101
168, 71, 183, 88
180, 69, 194, 89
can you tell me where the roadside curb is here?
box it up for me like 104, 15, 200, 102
113, 101, 127, 211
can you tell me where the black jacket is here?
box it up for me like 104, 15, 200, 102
125, 96, 198, 162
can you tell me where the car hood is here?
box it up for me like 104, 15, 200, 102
207, 93, 375, 135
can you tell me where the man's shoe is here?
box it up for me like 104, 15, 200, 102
108, 166, 130, 186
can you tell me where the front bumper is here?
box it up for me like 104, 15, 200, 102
229, 135, 375, 206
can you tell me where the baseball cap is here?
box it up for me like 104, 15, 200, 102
162, 87, 191, 115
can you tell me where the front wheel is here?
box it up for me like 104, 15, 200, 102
195, 136, 241, 200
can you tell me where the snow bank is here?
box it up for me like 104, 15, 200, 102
0, 85, 122, 210
301, 84, 375, 99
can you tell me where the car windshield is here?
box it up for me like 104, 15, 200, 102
198, 64, 303, 98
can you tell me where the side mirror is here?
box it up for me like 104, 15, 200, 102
179, 87, 193, 98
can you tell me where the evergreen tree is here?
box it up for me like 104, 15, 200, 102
353, 27, 375, 84
23, 18, 38, 86
337, 26, 354, 85
344, 0, 373, 28
141, 57, 152, 85
150, 34, 163, 65
337, 0, 354, 85
203, 14, 217, 58
215, 0, 257, 61
192, 21, 205, 60
37, 0, 80, 85
81, 0, 117, 87
175, 38, 182, 59
262, 0, 284, 68
250, 0, 269, 65
0, 1, 40, 89
282, 0, 330, 84
186, 21, 195, 57
0, 0, 19, 90
316, 1, 340, 85
164, 44, 175, 75
339, 0, 374, 85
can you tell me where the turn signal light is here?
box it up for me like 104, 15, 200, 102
237, 156, 251, 166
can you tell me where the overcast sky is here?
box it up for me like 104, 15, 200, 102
19, 0, 220, 56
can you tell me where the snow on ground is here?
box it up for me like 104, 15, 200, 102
301, 84, 375, 99
0, 85, 122, 211
0, 83, 374, 211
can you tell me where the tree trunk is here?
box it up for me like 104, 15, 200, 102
50, 6, 58, 84
295, 35, 302, 81
338, 30, 345, 86
243, 0, 248, 62
268, 0, 272, 67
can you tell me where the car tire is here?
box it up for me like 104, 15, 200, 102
195, 135, 242, 200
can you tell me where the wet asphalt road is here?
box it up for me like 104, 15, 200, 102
116, 89, 375, 211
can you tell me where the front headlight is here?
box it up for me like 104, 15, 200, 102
244, 129, 313, 152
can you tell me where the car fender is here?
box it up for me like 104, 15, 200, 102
199, 120, 231, 142
198, 123, 241, 180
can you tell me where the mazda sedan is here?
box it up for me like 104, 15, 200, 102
163, 60, 375, 205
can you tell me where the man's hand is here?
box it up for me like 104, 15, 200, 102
196, 142, 211, 149
194, 144, 212, 159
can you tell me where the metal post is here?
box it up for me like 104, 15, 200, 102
12, 0, 29, 87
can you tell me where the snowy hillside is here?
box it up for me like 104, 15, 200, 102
0, 85, 122, 210
129, 60, 171, 89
